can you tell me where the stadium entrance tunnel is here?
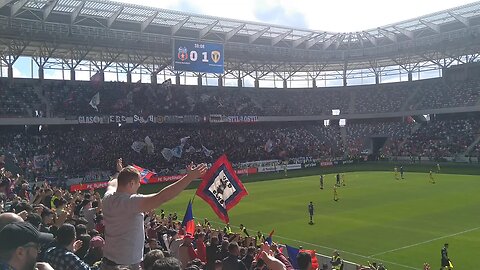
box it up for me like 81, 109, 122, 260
368, 136, 388, 161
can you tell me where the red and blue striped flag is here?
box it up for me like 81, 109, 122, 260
132, 164, 157, 184
181, 200, 195, 236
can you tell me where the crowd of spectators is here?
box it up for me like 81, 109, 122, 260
0, 156, 352, 270
2, 74, 480, 118
353, 84, 412, 114
345, 121, 413, 157
2, 116, 479, 182
0, 123, 345, 179
0, 79, 43, 117
398, 118, 480, 158
411, 78, 480, 111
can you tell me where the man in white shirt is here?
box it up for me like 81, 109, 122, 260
100, 159, 207, 270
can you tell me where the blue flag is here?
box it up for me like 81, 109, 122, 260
286, 245, 300, 269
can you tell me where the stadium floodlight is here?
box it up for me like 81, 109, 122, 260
339, 119, 346, 127
332, 109, 340, 116
324, 120, 330, 126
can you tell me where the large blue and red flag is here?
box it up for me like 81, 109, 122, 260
286, 245, 300, 269
196, 154, 248, 223
132, 164, 157, 184
181, 200, 195, 236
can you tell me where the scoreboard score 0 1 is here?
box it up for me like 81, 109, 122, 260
173, 39, 224, 74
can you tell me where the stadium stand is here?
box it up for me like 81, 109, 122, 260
398, 118, 480, 158
0, 80, 43, 117
2, 76, 480, 118
2, 0, 480, 269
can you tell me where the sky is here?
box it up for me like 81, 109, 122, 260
113, 0, 478, 32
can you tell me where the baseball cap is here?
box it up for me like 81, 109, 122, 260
0, 222, 53, 251
90, 236, 105, 248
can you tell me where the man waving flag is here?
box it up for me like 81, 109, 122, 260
196, 155, 248, 223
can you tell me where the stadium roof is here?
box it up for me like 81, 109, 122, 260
1, 0, 480, 74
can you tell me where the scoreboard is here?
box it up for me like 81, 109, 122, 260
173, 39, 224, 74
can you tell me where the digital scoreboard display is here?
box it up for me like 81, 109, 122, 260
173, 40, 224, 74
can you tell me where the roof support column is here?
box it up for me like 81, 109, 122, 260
197, 73, 203, 86
307, 63, 327, 89
274, 64, 305, 89
33, 42, 57, 81
218, 75, 223, 87
0, 39, 29, 81
175, 73, 181, 85
248, 64, 278, 89
62, 46, 91, 81
142, 56, 170, 85
117, 52, 148, 84
367, 59, 385, 85
92, 49, 122, 83
393, 55, 421, 82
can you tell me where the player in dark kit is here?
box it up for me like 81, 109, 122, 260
400, 166, 404, 179
336, 173, 341, 187
308, 202, 314, 224
441, 243, 452, 270
320, 175, 324, 189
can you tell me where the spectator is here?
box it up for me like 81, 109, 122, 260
142, 249, 165, 270
151, 257, 182, 270
0, 212, 23, 230
178, 234, 198, 267
100, 159, 206, 269
195, 232, 207, 263
241, 246, 255, 269
84, 236, 105, 266
205, 236, 220, 270
222, 242, 247, 270
43, 223, 91, 270
0, 222, 54, 270
297, 251, 312, 270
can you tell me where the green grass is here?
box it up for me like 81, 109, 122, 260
147, 166, 480, 270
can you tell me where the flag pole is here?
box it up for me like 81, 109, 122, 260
191, 193, 196, 204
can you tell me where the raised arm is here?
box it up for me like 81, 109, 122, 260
106, 158, 123, 194
138, 163, 207, 213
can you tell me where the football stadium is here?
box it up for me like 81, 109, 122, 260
0, 0, 480, 270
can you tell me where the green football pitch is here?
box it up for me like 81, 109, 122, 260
147, 165, 480, 270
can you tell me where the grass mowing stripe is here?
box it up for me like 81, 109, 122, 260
368, 226, 480, 257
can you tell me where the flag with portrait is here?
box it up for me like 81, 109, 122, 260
195, 155, 248, 223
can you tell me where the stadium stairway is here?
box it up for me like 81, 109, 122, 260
464, 133, 480, 156
340, 126, 348, 157
349, 90, 356, 113
32, 85, 51, 116
400, 84, 421, 111
397, 122, 423, 149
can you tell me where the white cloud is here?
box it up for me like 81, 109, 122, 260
1, 65, 28, 78
113, 0, 477, 32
